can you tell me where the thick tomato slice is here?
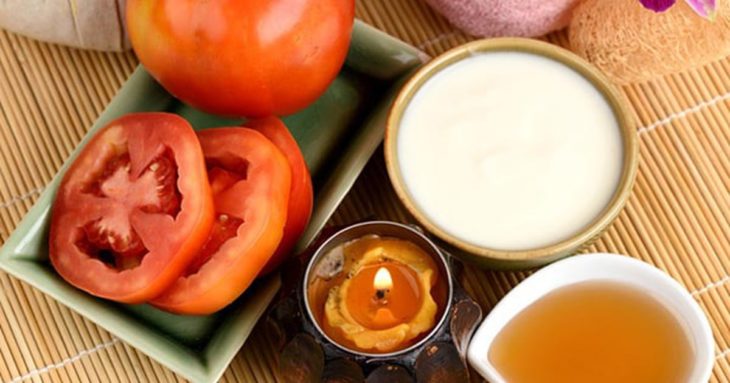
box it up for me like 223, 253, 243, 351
151, 128, 291, 314
50, 113, 214, 304
247, 117, 314, 275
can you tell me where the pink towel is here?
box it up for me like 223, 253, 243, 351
425, 0, 582, 37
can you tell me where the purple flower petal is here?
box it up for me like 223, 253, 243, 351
639, 0, 677, 12
685, 0, 717, 19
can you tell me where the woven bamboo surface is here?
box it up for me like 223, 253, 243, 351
0, 0, 729, 382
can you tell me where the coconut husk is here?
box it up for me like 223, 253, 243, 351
569, 0, 730, 84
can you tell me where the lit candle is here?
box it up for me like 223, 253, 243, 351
374, 267, 392, 301
372, 267, 395, 327
309, 235, 445, 353
305, 223, 450, 354
346, 261, 423, 331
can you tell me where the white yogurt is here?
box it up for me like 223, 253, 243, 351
397, 52, 623, 251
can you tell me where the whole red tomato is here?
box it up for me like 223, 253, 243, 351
127, 0, 355, 118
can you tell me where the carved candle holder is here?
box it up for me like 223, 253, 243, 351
265, 221, 483, 383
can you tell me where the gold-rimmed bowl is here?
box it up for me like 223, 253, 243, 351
384, 38, 639, 269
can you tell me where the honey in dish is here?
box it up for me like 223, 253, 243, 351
489, 281, 694, 383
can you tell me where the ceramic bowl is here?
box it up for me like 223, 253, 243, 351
384, 38, 639, 269
467, 253, 714, 383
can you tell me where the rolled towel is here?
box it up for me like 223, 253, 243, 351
424, 0, 583, 37
0, 0, 129, 52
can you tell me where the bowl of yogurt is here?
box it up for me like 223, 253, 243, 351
385, 38, 638, 269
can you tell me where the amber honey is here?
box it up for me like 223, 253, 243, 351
489, 281, 694, 383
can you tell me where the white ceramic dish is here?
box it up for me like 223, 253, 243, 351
467, 253, 714, 383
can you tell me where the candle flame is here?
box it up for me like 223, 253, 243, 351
373, 267, 393, 291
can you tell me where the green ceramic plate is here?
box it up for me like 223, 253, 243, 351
0, 21, 424, 383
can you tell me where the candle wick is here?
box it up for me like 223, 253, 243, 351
375, 289, 388, 301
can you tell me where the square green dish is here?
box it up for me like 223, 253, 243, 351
0, 21, 424, 383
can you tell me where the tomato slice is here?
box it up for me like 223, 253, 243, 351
50, 113, 214, 304
151, 128, 291, 314
247, 117, 314, 275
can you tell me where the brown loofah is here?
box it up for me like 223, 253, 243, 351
569, 0, 730, 84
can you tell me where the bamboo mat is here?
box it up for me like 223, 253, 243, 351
0, 0, 729, 382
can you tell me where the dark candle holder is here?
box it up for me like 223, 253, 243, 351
265, 221, 482, 383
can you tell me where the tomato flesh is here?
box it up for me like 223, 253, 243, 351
78, 151, 181, 262
184, 167, 245, 276
50, 113, 214, 304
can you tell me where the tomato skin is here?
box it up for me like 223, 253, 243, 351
50, 113, 214, 304
126, 0, 355, 118
151, 128, 291, 314
247, 117, 314, 275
